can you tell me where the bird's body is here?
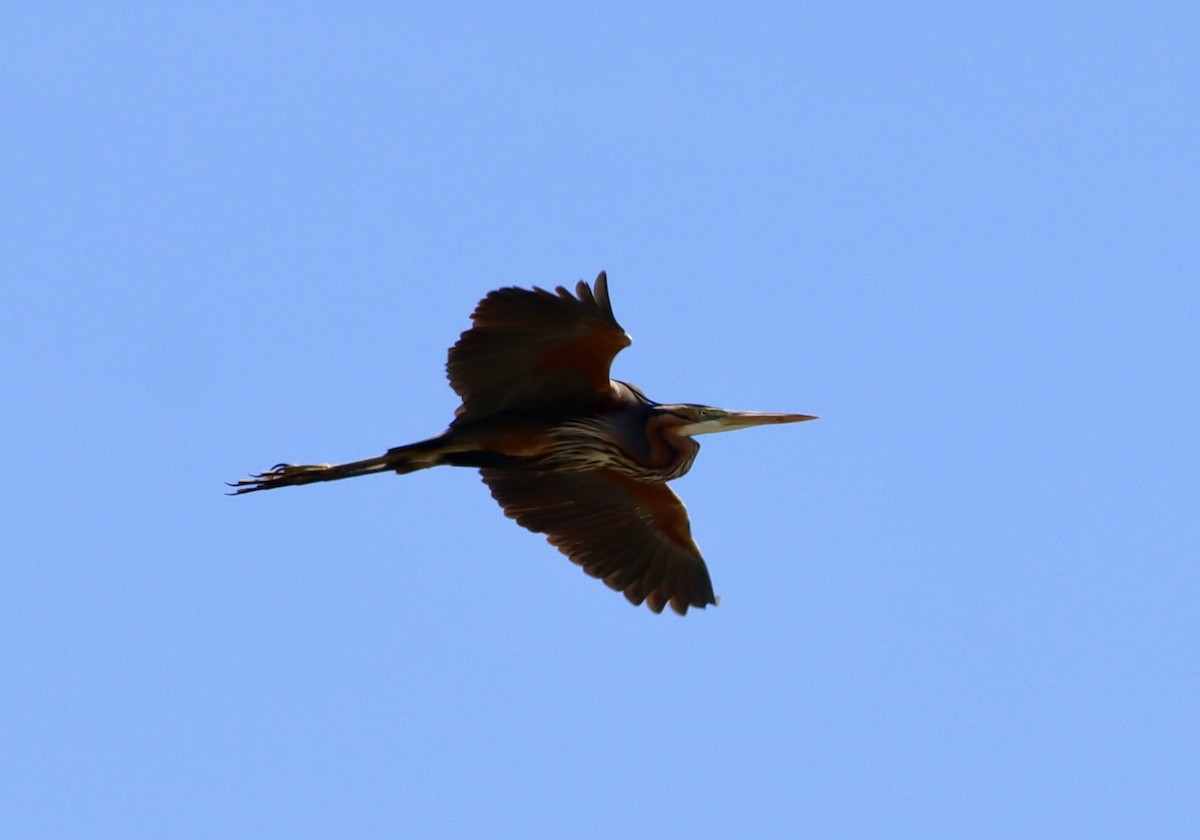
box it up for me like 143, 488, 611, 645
232, 273, 815, 614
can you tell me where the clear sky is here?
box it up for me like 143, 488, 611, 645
4, 2, 1197, 837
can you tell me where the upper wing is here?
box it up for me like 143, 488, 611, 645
447, 272, 631, 422
480, 467, 717, 615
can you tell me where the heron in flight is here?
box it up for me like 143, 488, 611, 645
231, 273, 816, 614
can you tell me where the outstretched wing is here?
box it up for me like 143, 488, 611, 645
447, 272, 631, 422
481, 467, 717, 615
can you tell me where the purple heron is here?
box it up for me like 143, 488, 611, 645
231, 273, 816, 615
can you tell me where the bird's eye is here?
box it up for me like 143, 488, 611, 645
697, 408, 714, 420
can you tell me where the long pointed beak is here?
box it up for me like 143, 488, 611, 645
717, 410, 819, 430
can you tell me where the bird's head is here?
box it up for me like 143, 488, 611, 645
659, 404, 818, 437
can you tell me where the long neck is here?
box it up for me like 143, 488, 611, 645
540, 403, 700, 482
643, 410, 700, 481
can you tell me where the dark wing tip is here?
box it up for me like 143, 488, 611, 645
572, 279, 595, 307
668, 591, 718, 616
591, 271, 616, 320
645, 591, 668, 614
566, 272, 614, 319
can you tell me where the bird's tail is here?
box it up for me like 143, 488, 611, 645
228, 438, 445, 495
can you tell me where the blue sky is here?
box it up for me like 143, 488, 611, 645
4, 2, 1197, 837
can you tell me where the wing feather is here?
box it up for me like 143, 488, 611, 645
480, 468, 717, 615
447, 272, 631, 422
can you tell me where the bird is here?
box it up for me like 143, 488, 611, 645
230, 272, 816, 615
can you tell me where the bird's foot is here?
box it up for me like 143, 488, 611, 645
226, 463, 333, 494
